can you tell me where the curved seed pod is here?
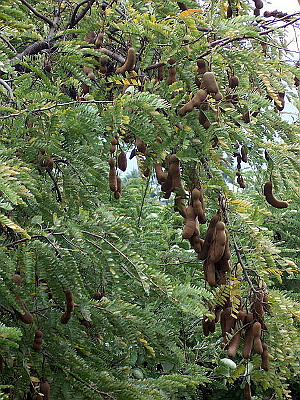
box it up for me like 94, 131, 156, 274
198, 107, 211, 129
275, 92, 285, 111
116, 47, 136, 74
196, 58, 207, 74
156, 65, 164, 82
98, 57, 108, 73
224, 307, 236, 335
261, 342, 269, 370
222, 228, 230, 260
242, 314, 254, 358
174, 196, 187, 218
182, 206, 196, 239
14, 295, 33, 324
13, 273, 21, 286
108, 158, 117, 192
199, 213, 221, 260
190, 233, 203, 253
83, 66, 95, 80
93, 291, 105, 300
178, 89, 207, 117
254, 0, 263, 9
206, 260, 216, 286
154, 163, 167, 184
237, 173, 246, 189
65, 290, 74, 313
110, 137, 118, 145
84, 31, 96, 44
241, 145, 248, 162
263, 181, 288, 208
116, 176, 122, 195
118, 151, 127, 172
227, 329, 241, 358
168, 155, 184, 191
244, 382, 252, 400
253, 321, 263, 354
242, 110, 250, 123
208, 221, 227, 263
167, 57, 176, 85
40, 380, 50, 400
227, 5, 233, 18
109, 144, 116, 153
32, 330, 43, 351
237, 310, 247, 322
202, 72, 219, 94
95, 32, 104, 48
208, 319, 216, 333
229, 75, 239, 88
213, 91, 222, 101
135, 137, 146, 154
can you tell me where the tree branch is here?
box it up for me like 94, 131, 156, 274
13, 40, 49, 60
0, 79, 14, 100
19, 0, 54, 27
67, 0, 96, 29
0, 35, 16, 53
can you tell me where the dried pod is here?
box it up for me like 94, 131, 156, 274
40, 380, 50, 400
229, 75, 239, 89
109, 144, 116, 153
95, 32, 105, 48
206, 260, 216, 286
213, 91, 223, 101
263, 181, 288, 208
14, 295, 33, 324
169, 154, 184, 192
118, 151, 127, 172
174, 195, 187, 218
110, 137, 118, 145
227, 329, 242, 358
261, 342, 269, 370
83, 66, 95, 80
108, 158, 117, 192
254, 0, 263, 9
244, 382, 252, 400
167, 57, 176, 85
61, 290, 74, 324
208, 221, 226, 263
191, 188, 206, 224
198, 105, 211, 129
202, 316, 210, 337
241, 145, 248, 162
13, 273, 21, 286
178, 89, 207, 117
242, 314, 254, 359
116, 48, 136, 74
116, 176, 122, 194
199, 213, 221, 260
236, 173, 246, 189
156, 65, 164, 82
275, 92, 285, 111
84, 31, 96, 44
242, 111, 250, 123
98, 57, 108, 73
32, 330, 43, 351
196, 58, 207, 74
202, 72, 219, 94
189, 233, 203, 253
93, 291, 105, 300
135, 137, 147, 154
227, 5, 233, 18
182, 206, 196, 239
114, 191, 120, 199
154, 163, 167, 184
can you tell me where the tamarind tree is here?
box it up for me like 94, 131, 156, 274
0, 0, 300, 399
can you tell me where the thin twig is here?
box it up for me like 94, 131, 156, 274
69, 0, 90, 27
46, 169, 62, 203
98, 47, 125, 64
232, 235, 255, 294
0, 79, 14, 100
68, 0, 96, 29
0, 100, 112, 120
0, 35, 16, 53
19, 0, 54, 27
137, 176, 150, 227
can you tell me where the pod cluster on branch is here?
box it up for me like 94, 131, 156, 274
60, 290, 74, 324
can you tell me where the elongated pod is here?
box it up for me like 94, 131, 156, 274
263, 181, 288, 208
116, 47, 136, 74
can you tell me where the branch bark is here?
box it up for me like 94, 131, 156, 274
19, 0, 54, 27
0, 79, 14, 100
67, 0, 96, 29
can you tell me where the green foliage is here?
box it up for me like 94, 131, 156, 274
0, 0, 300, 399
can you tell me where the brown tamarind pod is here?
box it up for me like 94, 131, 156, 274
254, 0, 263, 9
227, 329, 241, 358
198, 108, 210, 129
252, 321, 263, 354
237, 310, 247, 322
229, 75, 239, 89
202, 72, 219, 94
213, 91, 222, 101
156, 65, 164, 82
84, 31, 96, 44
196, 58, 207, 74
110, 137, 118, 145
275, 92, 285, 111
263, 181, 288, 208
189, 233, 203, 253
65, 290, 74, 313
155, 136, 163, 143
224, 307, 236, 335
206, 260, 216, 286
242, 111, 250, 123
244, 382, 252, 400
182, 206, 196, 239
242, 314, 254, 358
261, 342, 269, 370
254, 8, 260, 16
154, 163, 167, 184
227, 5, 233, 18
32, 330, 43, 351
208, 221, 226, 263
174, 196, 187, 218
237, 173, 246, 189
208, 319, 216, 333
93, 291, 105, 300
135, 137, 146, 154
161, 171, 173, 193
191, 188, 206, 223
109, 145, 116, 153
108, 158, 117, 192
13, 273, 21, 286
60, 311, 72, 324
166, 57, 176, 85
178, 89, 207, 117
177, 2, 188, 11
199, 213, 221, 260
241, 145, 248, 162
83, 66, 95, 80
117, 151, 127, 172
98, 57, 108, 74
169, 155, 184, 193
202, 316, 210, 337
95, 32, 104, 48
116, 176, 122, 194
14, 295, 34, 324
40, 380, 50, 400
116, 47, 136, 74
